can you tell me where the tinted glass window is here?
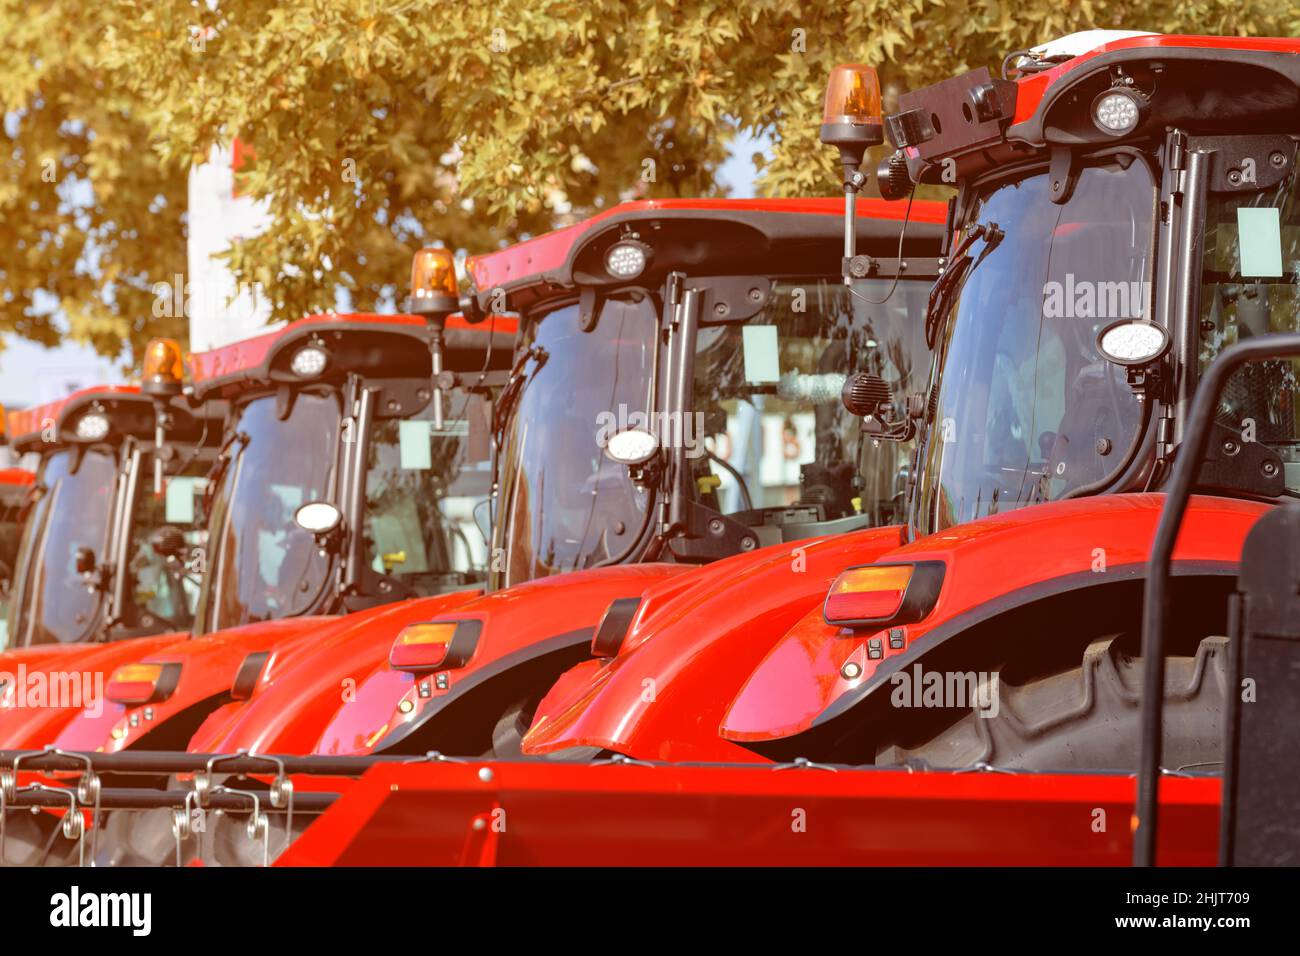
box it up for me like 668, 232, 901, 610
1198, 165, 1300, 491
916, 161, 1157, 534
497, 299, 657, 586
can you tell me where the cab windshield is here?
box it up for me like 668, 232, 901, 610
693, 278, 930, 531
199, 390, 341, 633
496, 298, 657, 586
7, 447, 118, 646
915, 159, 1158, 535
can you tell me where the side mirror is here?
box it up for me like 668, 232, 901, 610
74, 546, 96, 576
294, 501, 342, 535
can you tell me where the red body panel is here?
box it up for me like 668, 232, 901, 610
279, 760, 1218, 866
1009, 34, 1300, 126
5, 385, 140, 447
188, 591, 484, 755
522, 526, 906, 761
0, 468, 34, 488
722, 494, 1265, 742
50, 619, 336, 753
310, 564, 692, 756
466, 197, 947, 292
186, 312, 515, 386
0, 635, 183, 749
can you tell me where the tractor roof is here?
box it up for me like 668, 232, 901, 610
896, 32, 1300, 183
466, 197, 947, 315
188, 310, 517, 401
6, 385, 145, 453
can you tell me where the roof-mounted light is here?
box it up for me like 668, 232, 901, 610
605, 240, 650, 280
1091, 87, 1147, 136
822, 64, 883, 128
141, 337, 185, 397
74, 412, 110, 442
407, 246, 459, 318
820, 64, 884, 171
290, 344, 330, 378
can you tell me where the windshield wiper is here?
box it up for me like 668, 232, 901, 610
492, 345, 549, 446
925, 221, 1004, 348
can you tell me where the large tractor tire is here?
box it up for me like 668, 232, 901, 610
877, 634, 1228, 772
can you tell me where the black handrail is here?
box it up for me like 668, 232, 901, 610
1135, 331, 1300, 866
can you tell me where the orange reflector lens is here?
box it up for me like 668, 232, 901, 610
410, 247, 458, 301
142, 337, 185, 388
106, 662, 181, 705
823, 64, 882, 126
390, 621, 480, 672
825, 565, 912, 624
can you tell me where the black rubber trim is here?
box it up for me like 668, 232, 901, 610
590, 597, 642, 658
375, 626, 594, 752
230, 651, 270, 701
807, 559, 1238, 732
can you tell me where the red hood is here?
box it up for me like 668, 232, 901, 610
0, 634, 186, 748
521, 525, 907, 761
313, 563, 692, 756
721, 494, 1267, 745
53, 617, 338, 753
188, 591, 485, 754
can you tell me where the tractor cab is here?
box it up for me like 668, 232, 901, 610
473, 198, 946, 590
862, 35, 1300, 534
715, 33, 1300, 769
2, 370, 224, 649
187, 309, 514, 635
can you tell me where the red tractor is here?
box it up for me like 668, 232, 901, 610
181, 196, 945, 775
3, 308, 509, 863
0, 371, 223, 709
32, 197, 942, 865
512, 32, 1300, 782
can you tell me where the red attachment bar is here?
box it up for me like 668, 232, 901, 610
278, 761, 1219, 867
466, 197, 946, 294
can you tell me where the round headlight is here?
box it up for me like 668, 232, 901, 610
603, 426, 659, 466
1097, 319, 1170, 366
74, 412, 110, 441
1091, 88, 1146, 136
290, 345, 329, 378
605, 242, 648, 280
294, 500, 342, 534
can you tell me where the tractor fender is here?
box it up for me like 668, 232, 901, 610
520, 524, 908, 762
188, 592, 484, 755
721, 493, 1267, 748
52, 617, 339, 753
0, 634, 185, 749
313, 563, 693, 757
